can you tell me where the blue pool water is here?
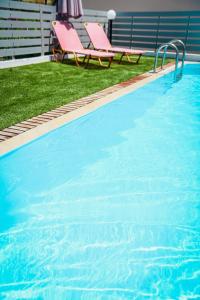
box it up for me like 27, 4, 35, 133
0, 64, 200, 299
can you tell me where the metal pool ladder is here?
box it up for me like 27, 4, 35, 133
153, 39, 186, 80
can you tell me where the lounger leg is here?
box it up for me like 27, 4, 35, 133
108, 56, 113, 68
125, 53, 142, 64
98, 57, 103, 66
83, 55, 87, 63
126, 54, 131, 62
76, 55, 81, 64
98, 57, 113, 68
119, 53, 124, 64
74, 53, 80, 67
52, 47, 62, 63
52, 48, 57, 62
62, 52, 66, 63
85, 55, 91, 68
136, 54, 142, 64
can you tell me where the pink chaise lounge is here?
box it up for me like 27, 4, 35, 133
52, 21, 114, 68
84, 22, 145, 64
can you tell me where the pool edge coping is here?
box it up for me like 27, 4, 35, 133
0, 63, 180, 156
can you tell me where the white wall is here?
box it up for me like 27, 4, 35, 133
82, 0, 200, 12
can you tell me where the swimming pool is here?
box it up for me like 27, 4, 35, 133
0, 63, 200, 299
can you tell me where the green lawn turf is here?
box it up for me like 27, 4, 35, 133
0, 55, 170, 130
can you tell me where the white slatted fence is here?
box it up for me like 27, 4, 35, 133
0, 1, 107, 59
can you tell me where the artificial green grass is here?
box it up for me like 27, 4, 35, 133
0, 56, 169, 130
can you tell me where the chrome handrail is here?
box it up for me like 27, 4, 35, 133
153, 39, 186, 80
169, 39, 186, 75
154, 42, 179, 79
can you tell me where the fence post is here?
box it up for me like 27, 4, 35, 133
7, 0, 14, 60
185, 16, 190, 52
40, 5, 44, 56
155, 15, 161, 51
130, 16, 134, 49
108, 20, 113, 43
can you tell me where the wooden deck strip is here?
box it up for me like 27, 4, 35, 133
44, 112, 63, 117
28, 119, 45, 125
17, 123, 35, 129
57, 106, 75, 111
22, 120, 44, 126
0, 135, 7, 141
3, 128, 25, 134
0, 64, 173, 144
52, 108, 72, 114
9, 125, 28, 132
32, 116, 54, 122
62, 104, 80, 109
0, 131, 16, 138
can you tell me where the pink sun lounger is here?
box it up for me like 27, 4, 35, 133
52, 21, 114, 68
84, 22, 145, 64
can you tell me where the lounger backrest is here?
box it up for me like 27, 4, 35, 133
52, 21, 83, 51
84, 22, 111, 50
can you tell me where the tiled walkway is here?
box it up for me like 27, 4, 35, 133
0, 66, 172, 143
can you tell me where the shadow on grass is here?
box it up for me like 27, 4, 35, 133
57, 55, 155, 69
61, 58, 112, 70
